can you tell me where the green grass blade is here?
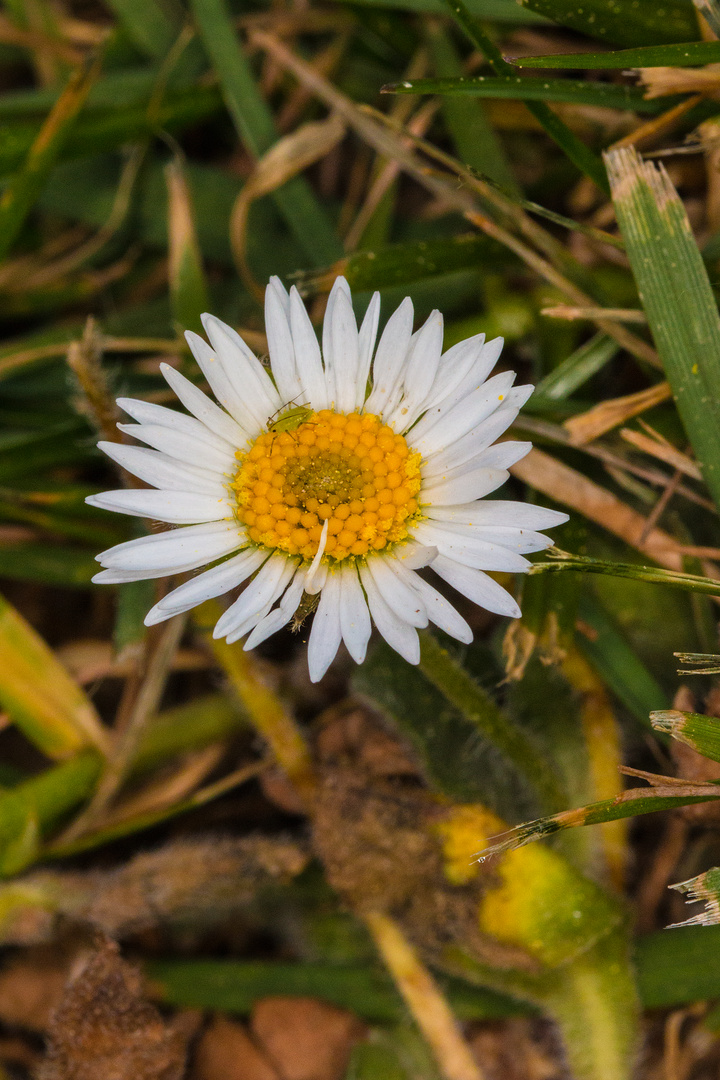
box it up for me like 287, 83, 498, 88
189, 0, 341, 266
0, 55, 101, 262
514, 40, 720, 68
441, 0, 609, 191
426, 22, 519, 193
530, 550, 720, 596
651, 709, 720, 762
636, 925, 720, 1005
147, 959, 528, 1021
295, 233, 506, 296
101, 0, 179, 59
518, 0, 700, 46
605, 146, 720, 514
383, 74, 675, 113
534, 334, 619, 400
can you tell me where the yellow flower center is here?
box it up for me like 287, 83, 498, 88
231, 410, 422, 563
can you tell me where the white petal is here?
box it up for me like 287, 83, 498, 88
214, 553, 292, 640
422, 403, 519, 478
414, 522, 530, 572
339, 564, 372, 664
387, 310, 444, 432
244, 568, 306, 649
268, 274, 290, 315
428, 502, 569, 530
289, 285, 328, 410
145, 547, 266, 624
393, 565, 473, 644
201, 313, 281, 423
417, 334, 485, 413
97, 521, 244, 572
409, 338, 505, 443
160, 363, 248, 448
304, 560, 328, 596
426, 520, 554, 554
118, 423, 237, 476
86, 489, 232, 525
392, 540, 438, 570
307, 571, 343, 682
411, 371, 517, 458
421, 466, 509, 506
225, 556, 298, 644
325, 284, 359, 413
356, 292, 380, 409
472, 440, 531, 470
366, 557, 428, 628
360, 565, 420, 665
305, 519, 329, 594
432, 554, 521, 618
93, 567, 168, 584
97, 442, 226, 498
364, 297, 414, 415
117, 397, 237, 456
186, 330, 265, 434
265, 281, 302, 406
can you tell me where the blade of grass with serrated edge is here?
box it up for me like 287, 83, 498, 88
0, 55, 102, 262
440, 0, 609, 192
518, 0, 701, 47
101, 0, 179, 59
605, 146, 720, 514
189, 0, 341, 266
383, 75, 675, 113
514, 40, 720, 68
0, 592, 108, 759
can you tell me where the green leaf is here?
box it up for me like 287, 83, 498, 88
296, 233, 506, 297
605, 146, 720, 514
514, 40, 720, 68
0, 544, 97, 587
636, 925, 720, 1006
146, 958, 529, 1021
667, 867, 720, 927
383, 74, 675, 113
518, 0, 701, 47
189, 0, 341, 267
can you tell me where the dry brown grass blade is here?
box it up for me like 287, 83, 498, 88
230, 113, 346, 301
511, 448, 685, 570
610, 95, 704, 151
541, 306, 647, 323
619, 428, 702, 480
564, 382, 673, 445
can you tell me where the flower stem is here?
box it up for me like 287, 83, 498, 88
418, 631, 564, 812
363, 910, 486, 1080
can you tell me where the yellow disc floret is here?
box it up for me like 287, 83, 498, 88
231, 410, 422, 563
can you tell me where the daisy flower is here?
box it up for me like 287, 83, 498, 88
88, 277, 567, 682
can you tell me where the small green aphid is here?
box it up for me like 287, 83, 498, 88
267, 400, 314, 435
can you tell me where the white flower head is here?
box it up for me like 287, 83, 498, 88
88, 277, 568, 681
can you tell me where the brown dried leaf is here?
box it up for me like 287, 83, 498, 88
192, 1016, 279, 1080
563, 382, 672, 446
36, 940, 196, 1080
251, 997, 365, 1080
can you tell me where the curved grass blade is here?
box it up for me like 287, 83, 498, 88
514, 40, 720, 68
383, 74, 676, 113
605, 146, 720, 514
